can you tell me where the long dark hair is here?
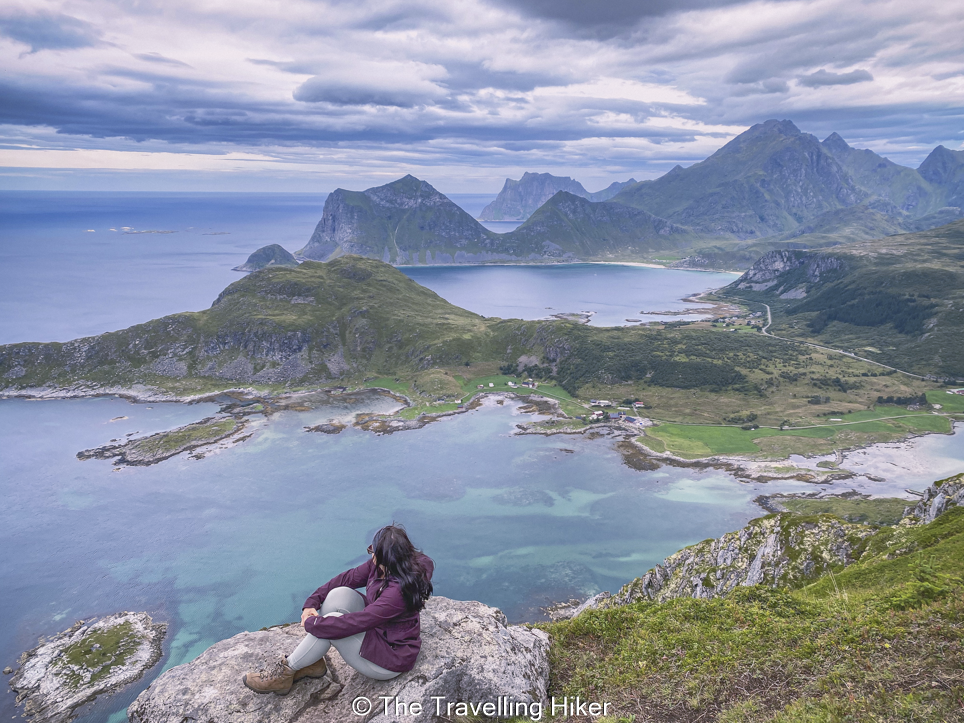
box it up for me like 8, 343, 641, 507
371, 524, 433, 612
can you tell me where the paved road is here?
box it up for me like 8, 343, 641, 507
740, 299, 927, 380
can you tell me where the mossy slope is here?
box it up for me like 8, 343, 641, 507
544, 475, 964, 722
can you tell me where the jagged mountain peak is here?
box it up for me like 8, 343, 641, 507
918, 145, 964, 184
749, 118, 803, 137
713, 119, 807, 158
821, 132, 852, 156
479, 172, 589, 221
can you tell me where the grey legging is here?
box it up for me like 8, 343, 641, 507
287, 586, 401, 681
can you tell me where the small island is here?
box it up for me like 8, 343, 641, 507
233, 244, 299, 272
10, 612, 166, 723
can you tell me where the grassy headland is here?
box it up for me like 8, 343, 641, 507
1, 254, 957, 462
542, 479, 964, 722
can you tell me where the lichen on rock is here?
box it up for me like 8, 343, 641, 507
10, 612, 165, 723
608, 513, 876, 605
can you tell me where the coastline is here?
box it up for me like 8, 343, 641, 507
3, 382, 958, 493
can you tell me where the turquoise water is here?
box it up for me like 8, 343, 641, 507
0, 394, 765, 722
1, 192, 961, 722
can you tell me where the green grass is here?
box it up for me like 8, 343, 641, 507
363, 377, 413, 396
130, 418, 237, 457
803, 505, 964, 602
930, 389, 964, 413
53, 621, 140, 691
777, 497, 910, 526
541, 483, 964, 722
641, 403, 952, 459
644, 424, 834, 458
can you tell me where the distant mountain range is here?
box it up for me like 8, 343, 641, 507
299, 120, 964, 267
613, 120, 963, 241
298, 175, 691, 264
478, 172, 636, 221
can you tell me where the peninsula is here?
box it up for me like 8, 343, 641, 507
2, 244, 960, 472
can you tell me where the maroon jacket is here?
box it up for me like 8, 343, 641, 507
302, 554, 434, 673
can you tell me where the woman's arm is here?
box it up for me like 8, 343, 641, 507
303, 559, 374, 611
304, 582, 408, 640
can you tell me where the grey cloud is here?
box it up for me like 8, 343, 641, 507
730, 79, 791, 96
135, 52, 192, 68
798, 69, 873, 87
293, 76, 444, 107
247, 58, 322, 74
0, 11, 100, 52
490, 0, 780, 34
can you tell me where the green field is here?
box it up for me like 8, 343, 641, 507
641, 424, 835, 458
640, 404, 951, 459
930, 389, 964, 413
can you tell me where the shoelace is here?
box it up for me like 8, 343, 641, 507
259, 658, 290, 681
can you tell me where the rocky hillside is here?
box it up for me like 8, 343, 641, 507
547, 475, 964, 721
583, 474, 964, 611
298, 175, 507, 264
720, 218, 964, 378
608, 513, 876, 605
479, 172, 589, 221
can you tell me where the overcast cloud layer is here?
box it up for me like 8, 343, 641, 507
1, 0, 962, 192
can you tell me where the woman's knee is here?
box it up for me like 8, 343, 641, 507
320, 587, 366, 616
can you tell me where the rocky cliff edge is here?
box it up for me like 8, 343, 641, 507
127, 596, 549, 723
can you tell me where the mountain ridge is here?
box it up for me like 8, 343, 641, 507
479, 172, 637, 221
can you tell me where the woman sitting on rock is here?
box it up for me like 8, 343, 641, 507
243, 524, 434, 695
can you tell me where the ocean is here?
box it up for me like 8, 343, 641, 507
1, 192, 961, 723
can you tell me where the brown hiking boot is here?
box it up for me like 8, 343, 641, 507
293, 657, 328, 682
242, 657, 296, 696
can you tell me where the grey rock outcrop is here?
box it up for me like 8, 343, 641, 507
480, 172, 589, 221
128, 597, 550, 723
607, 513, 875, 605
730, 249, 847, 293
903, 473, 964, 524
299, 175, 498, 264
11, 612, 165, 723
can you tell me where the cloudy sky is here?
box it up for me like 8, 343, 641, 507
1, 0, 962, 193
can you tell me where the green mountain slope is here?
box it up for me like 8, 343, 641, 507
612, 119, 865, 239
720, 219, 964, 378
299, 175, 506, 264
918, 144, 964, 209
0, 257, 514, 393
504, 191, 702, 259
821, 132, 941, 216
545, 475, 964, 722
